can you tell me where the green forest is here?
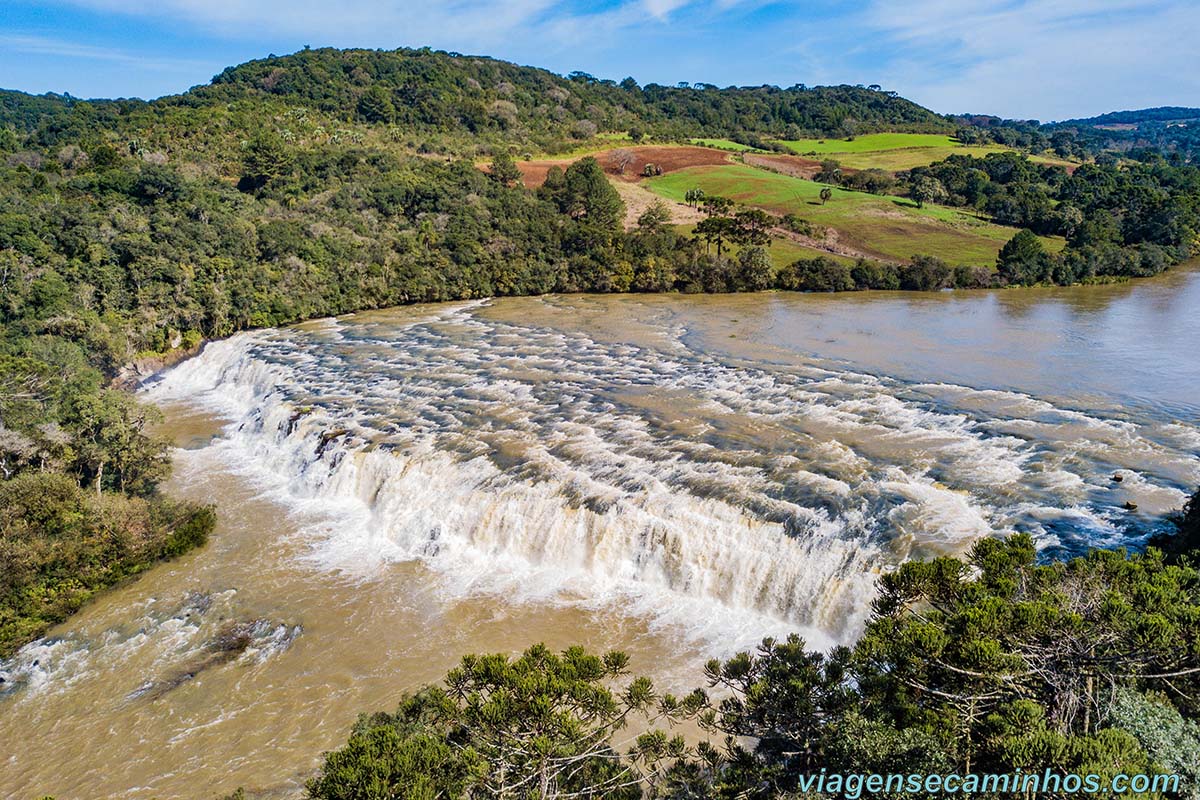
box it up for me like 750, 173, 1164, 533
1, 46, 1198, 798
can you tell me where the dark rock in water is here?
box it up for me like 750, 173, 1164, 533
212, 621, 258, 654
128, 618, 299, 702
316, 428, 350, 456
1123, 501, 1138, 511
181, 433, 218, 451
1112, 474, 1124, 482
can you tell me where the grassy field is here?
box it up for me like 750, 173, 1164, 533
775, 133, 1076, 172
646, 163, 1064, 265
530, 132, 634, 158
779, 133, 962, 154
689, 138, 764, 152
673, 223, 858, 267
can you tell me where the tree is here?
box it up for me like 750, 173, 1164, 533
997, 229, 1048, 285
819, 186, 833, 205
239, 133, 294, 192
858, 534, 1200, 764
910, 176, 947, 208
66, 389, 170, 496
777, 257, 855, 292
610, 148, 636, 175
815, 160, 842, 184
356, 85, 396, 123
306, 644, 688, 800
900, 254, 953, 291
692, 636, 858, 795
694, 215, 737, 257
684, 187, 706, 208
561, 157, 624, 228
700, 195, 734, 217
732, 209, 773, 247
735, 246, 774, 291
489, 150, 523, 186
636, 200, 671, 232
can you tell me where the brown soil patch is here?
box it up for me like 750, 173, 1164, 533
601, 146, 733, 181
742, 153, 857, 180
512, 145, 734, 188
514, 158, 573, 188
609, 179, 705, 230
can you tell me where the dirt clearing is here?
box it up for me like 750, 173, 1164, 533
513, 145, 734, 188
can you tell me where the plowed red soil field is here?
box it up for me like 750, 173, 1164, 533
514, 145, 734, 187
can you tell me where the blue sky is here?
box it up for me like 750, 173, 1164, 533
1, 0, 1197, 120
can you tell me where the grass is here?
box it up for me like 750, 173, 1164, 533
775, 133, 1077, 172
646, 163, 1064, 265
689, 138, 764, 152
673, 224, 858, 267
778, 133, 964, 154
531, 132, 634, 159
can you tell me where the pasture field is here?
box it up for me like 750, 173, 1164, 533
689, 138, 764, 152
776, 133, 1076, 172
646, 163, 1064, 264
673, 223, 859, 267
779, 133, 962, 154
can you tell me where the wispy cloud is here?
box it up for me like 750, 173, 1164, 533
0, 33, 209, 73
852, 0, 1200, 119
642, 0, 691, 20
53, 0, 606, 46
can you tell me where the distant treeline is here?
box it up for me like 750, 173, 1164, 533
956, 110, 1199, 164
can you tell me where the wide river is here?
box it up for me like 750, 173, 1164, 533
3, 270, 1199, 798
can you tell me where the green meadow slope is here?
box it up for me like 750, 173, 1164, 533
777, 132, 1076, 171
646, 162, 1064, 264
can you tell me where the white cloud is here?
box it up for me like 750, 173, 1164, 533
642, 0, 691, 20
0, 33, 209, 72
856, 0, 1200, 118
51, 0, 653, 49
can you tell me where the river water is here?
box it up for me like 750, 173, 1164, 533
3, 270, 1199, 798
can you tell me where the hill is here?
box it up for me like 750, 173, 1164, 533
0, 47, 952, 156
1059, 106, 1200, 127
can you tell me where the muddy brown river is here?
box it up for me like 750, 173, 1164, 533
3, 270, 1199, 798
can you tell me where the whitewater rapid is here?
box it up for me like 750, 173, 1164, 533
142, 297, 1198, 646
4, 284, 1199, 800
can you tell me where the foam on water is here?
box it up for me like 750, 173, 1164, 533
130, 299, 1198, 651
0, 590, 299, 702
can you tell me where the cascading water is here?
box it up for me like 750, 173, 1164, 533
142, 295, 1196, 641
3, 283, 1198, 799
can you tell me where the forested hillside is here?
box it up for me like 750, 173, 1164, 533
956, 107, 1200, 163
2, 46, 950, 148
